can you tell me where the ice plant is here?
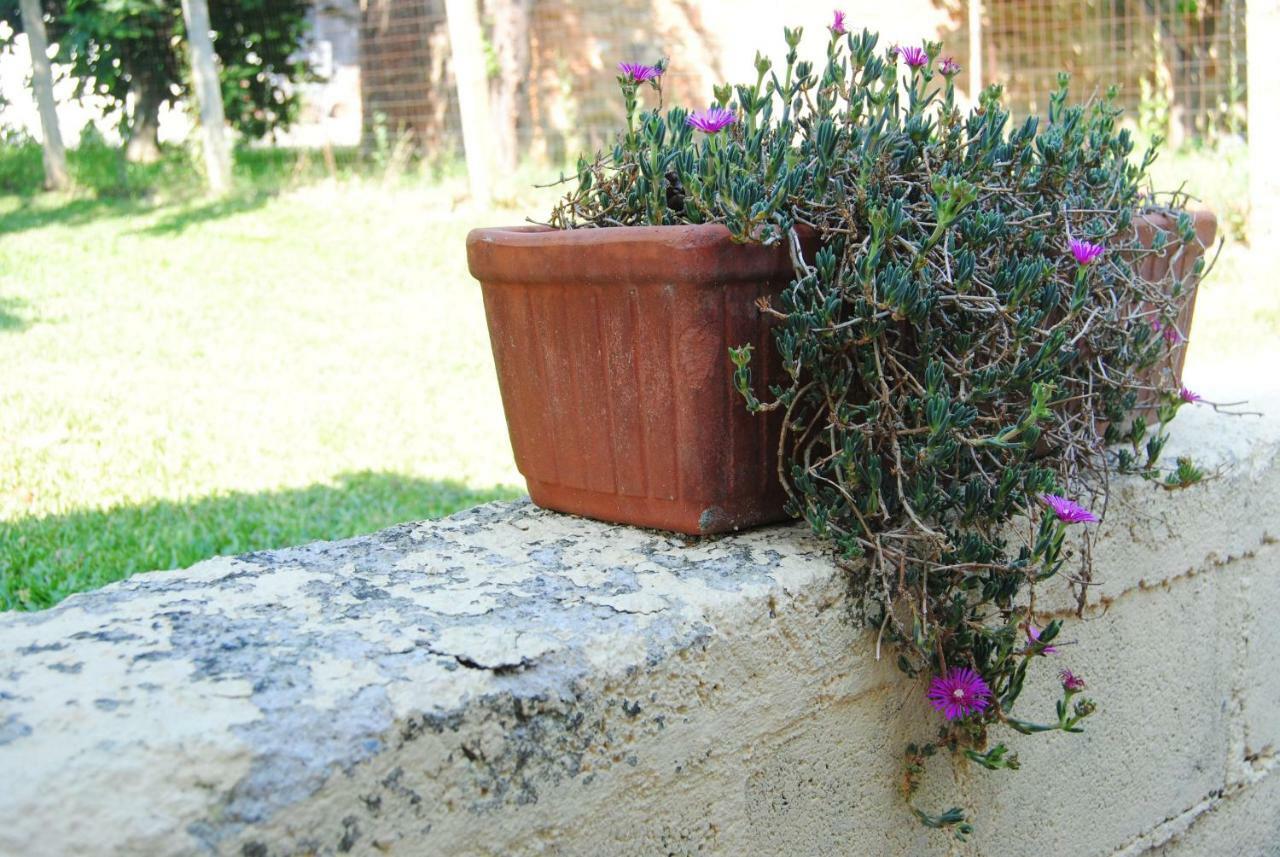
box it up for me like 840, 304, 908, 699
1069, 237, 1106, 265
896, 45, 928, 68
553, 16, 1208, 839
686, 106, 736, 133
1027, 625, 1059, 655
1060, 669, 1087, 692
927, 668, 992, 721
1039, 493, 1100, 524
1179, 386, 1203, 404
617, 61, 663, 83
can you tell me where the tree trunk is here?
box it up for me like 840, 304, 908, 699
124, 72, 165, 164
180, 0, 232, 194
485, 0, 532, 173
443, 0, 493, 204
18, 0, 68, 190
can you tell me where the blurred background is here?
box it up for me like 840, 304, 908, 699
1, 0, 1275, 610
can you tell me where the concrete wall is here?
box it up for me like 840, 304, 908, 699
0, 402, 1277, 856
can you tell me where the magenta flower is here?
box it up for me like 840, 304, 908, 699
1069, 238, 1106, 265
927, 667, 992, 721
938, 56, 961, 77
896, 45, 929, 68
831, 9, 848, 34
1039, 493, 1099, 524
617, 62, 663, 83
1060, 669, 1087, 692
1152, 320, 1184, 344
1179, 386, 1203, 404
1027, 625, 1059, 655
686, 106, 737, 134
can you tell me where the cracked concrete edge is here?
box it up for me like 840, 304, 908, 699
0, 500, 844, 855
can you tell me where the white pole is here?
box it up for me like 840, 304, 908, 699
180, 0, 233, 195
968, 0, 983, 101
444, 0, 494, 206
18, 0, 68, 190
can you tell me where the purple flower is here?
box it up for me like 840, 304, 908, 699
1027, 625, 1059, 655
831, 9, 848, 34
1039, 493, 1100, 524
686, 106, 737, 134
1069, 238, 1106, 265
1179, 386, 1203, 404
1060, 669, 1087, 692
1152, 319, 1184, 344
938, 56, 961, 77
926, 667, 992, 721
617, 62, 663, 83
896, 45, 929, 68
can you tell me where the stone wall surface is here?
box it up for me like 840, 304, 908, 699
1, 403, 1278, 857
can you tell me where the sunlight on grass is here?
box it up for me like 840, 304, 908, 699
0, 160, 564, 609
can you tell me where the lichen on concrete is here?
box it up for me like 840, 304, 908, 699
0, 499, 837, 855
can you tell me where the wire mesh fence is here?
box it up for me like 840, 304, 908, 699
354, 0, 728, 168
304, 0, 1250, 162
981, 0, 1248, 144
0, 0, 1251, 158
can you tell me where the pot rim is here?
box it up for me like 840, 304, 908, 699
466, 222, 796, 286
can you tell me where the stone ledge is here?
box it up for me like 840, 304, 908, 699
1, 403, 1278, 856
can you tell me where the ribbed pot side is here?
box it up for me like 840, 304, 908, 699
1133, 209, 1218, 381
467, 223, 795, 535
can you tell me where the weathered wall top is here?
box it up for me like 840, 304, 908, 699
2, 402, 1279, 856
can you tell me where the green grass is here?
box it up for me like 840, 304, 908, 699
0, 144, 563, 610
0, 138, 1274, 610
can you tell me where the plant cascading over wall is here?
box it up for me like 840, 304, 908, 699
548, 11, 1211, 837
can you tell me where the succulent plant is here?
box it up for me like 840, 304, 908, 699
551, 19, 1212, 837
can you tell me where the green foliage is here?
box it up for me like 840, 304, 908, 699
0, 126, 195, 194
0, 0, 312, 140
552, 24, 1208, 834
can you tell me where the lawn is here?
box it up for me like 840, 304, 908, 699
0, 145, 562, 609
1, 139, 1275, 610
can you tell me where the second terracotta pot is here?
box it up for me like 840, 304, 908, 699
1133, 209, 1218, 382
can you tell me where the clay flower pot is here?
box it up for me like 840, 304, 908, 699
467, 224, 794, 535
1132, 209, 1218, 381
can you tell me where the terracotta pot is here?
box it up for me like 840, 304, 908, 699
1132, 209, 1218, 382
467, 224, 795, 535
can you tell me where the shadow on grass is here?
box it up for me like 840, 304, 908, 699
0, 296, 31, 333
0, 196, 157, 236
1, 471, 524, 612
135, 191, 276, 236
0, 190, 277, 239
